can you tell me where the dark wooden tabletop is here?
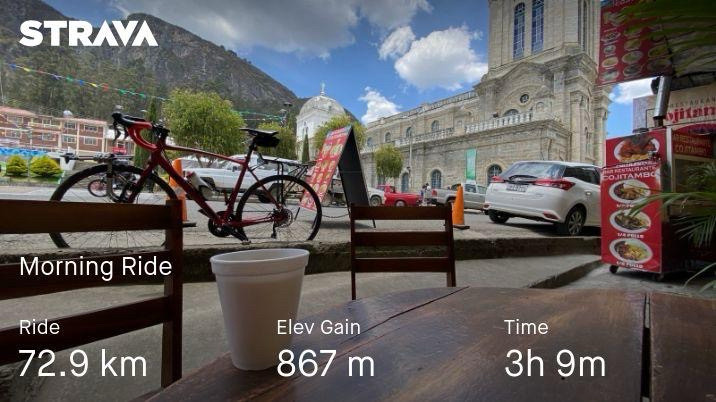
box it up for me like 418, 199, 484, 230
151, 287, 715, 402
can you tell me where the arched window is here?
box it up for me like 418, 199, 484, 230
487, 165, 503, 183
431, 120, 440, 132
430, 170, 442, 189
532, 0, 544, 53
384, 132, 392, 143
513, 3, 525, 59
366, 137, 373, 147
504, 109, 519, 116
405, 127, 413, 137
401, 173, 410, 192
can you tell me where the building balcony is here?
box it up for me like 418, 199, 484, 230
465, 111, 551, 134
28, 122, 61, 130
361, 128, 455, 154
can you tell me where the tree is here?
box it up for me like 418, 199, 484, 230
30, 155, 62, 177
133, 99, 159, 168
311, 115, 366, 152
301, 134, 310, 162
257, 121, 297, 160
375, 145, 403, 185
163, 89, 245, 166
5, 155, 28, 177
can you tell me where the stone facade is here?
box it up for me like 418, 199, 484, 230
361, 0, 611, 191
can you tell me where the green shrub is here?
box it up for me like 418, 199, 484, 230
30, 155, 62, 177
5, 155, 28, 177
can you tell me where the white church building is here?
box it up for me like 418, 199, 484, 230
296, 84, 346, 157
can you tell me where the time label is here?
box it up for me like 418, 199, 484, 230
505, 349, 606, 377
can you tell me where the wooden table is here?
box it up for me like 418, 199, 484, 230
152, 287, 715, 402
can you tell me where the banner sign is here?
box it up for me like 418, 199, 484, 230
605, 128, 666, 167
300, 126, 349, 210
633, 83, 716, 130
465, 148, 476, 185
300, 125, 369, 211
600, 158, 662, 272
672, 126, 714, 158
597, 0, 673, 85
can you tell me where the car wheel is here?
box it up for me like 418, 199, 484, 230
488, 210, 509, 224
370, 195, 382, 206
556, 206, 586, 236
395, 200, 406, 207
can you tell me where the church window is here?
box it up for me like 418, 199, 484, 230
430, 170, 442, 189
520, 94, 530, 104
504, 109, 519, 116
406, 127, 413, 137
385, 132, 392, 143
366, 137, 373, 147
487, 165, 503, 183
401, 173, 410, 192
531, 0, 544, 53
431, 120, 440, 132
513, 3, 526, 59
578, 0, 589, 53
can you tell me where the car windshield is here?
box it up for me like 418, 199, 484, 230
502, 162, 564, 180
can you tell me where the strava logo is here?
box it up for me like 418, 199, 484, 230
19, 20, 158, 47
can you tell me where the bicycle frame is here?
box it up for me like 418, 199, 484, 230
122, 121, 281, 229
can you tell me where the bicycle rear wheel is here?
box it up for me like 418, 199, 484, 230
50, 164, 176, 248
236, 175, 321, 243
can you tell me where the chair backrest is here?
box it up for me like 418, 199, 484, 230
349, 205, 456, 300
0, 199, 183, 388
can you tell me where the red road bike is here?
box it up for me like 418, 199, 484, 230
49, 113, 321, 248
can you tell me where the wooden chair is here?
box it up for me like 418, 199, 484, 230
0, 199, 183, 389
349, 204, 456, 300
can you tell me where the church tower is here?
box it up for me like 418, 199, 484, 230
477, 0, 610, 165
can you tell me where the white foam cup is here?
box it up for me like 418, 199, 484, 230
210, 248, 309, 370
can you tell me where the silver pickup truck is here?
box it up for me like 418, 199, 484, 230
429, 183, 487, 211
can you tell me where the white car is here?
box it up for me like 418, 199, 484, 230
484, 161, 601, 235
368, 187, 385, 206
184, 154, 302, 197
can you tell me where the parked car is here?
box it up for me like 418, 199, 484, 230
378, 184, 421, 207
368, 187, 385, 206
430, 183, 487, 212
484, 161, 601, 235
184, 154, 303, 199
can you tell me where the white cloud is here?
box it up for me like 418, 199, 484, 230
609, 78, 655, 104
359, 87, 401, 123
113, 0, 431, 58
394, 26, 487, 90
379, 26, 415, 60
358, 0, 432, 31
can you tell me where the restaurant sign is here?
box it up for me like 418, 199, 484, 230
300, 126, 351, 210
597, 0, 673, 86
600, 158, 663, 272
672, 126, 714, 158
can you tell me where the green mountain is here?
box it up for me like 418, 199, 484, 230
0, 0, 298, 123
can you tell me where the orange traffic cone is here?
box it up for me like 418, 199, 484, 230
452, 184, 470, 230
168, 158, 188, 221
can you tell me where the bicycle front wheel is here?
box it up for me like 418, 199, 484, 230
236, 175, 321, 243
50, 164, 177, 248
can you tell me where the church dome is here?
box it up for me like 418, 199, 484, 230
299, 84, 344, 116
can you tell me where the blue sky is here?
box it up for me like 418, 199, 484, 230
46, 0, 651, 137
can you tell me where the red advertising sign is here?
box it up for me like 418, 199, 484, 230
597, 0, 673, 85
672, 124, 715, 158
600, 159, 662, 272
299, 126, 350, 210
605, 128, 666, 167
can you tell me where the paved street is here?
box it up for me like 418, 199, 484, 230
0, 185, 596, 252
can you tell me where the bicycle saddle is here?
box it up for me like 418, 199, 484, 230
240, 128, 278, 136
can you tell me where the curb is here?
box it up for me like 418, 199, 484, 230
527, 259, 603, 289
